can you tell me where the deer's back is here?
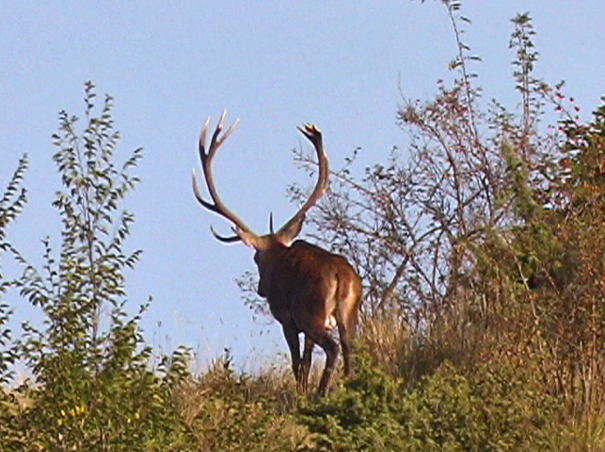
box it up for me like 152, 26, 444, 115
265, 240, 358, 323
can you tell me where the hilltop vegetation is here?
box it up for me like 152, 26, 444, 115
3, 2, 605, 450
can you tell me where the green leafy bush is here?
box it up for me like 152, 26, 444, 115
403, 362, 557, 452
0, 82, 193, 452
0, 156, 28, 450
298, 348, 408, 452
299, 348, 557, 452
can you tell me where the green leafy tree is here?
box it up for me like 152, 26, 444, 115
0, 155, 28, 386
0, 155, 28, 448
7, 82, 192, 451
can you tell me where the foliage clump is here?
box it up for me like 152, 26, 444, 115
298, 348, 556, 452
0, 155, 28, 448
0, 83, 193, 451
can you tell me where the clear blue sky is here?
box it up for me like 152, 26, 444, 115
2, 1, 605, 371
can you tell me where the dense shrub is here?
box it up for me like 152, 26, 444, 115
298, 347, 557, 452
0, 83, 194, 452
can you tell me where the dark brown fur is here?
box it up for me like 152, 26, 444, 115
254, 238, 362, 396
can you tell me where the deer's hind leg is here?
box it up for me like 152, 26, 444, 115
299, 335, 315, 393
306, 328, 339, 397
336, 282, 362, 377
282, 321, 303, 390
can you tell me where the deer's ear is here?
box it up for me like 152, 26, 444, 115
239, 231, 275, 251
275, 214, 304, 246
237, 229, 258, 248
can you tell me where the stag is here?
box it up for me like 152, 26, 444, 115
192, 111, 361, 396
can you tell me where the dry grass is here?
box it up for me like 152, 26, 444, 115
171, 357, 312, 452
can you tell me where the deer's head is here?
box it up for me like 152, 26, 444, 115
191, 111, 329, 293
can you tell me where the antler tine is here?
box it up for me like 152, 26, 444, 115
217, 121, 239, 154
193, 115, 220, 212
269, 212, 275, 234
199, 116, 211, 158
217, 111, 239, 147
192, 168, 216, 212
206, 110, 225, 160
275, 124, 329, 244
210, 225, 243, 243
192, 111, 254, 243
